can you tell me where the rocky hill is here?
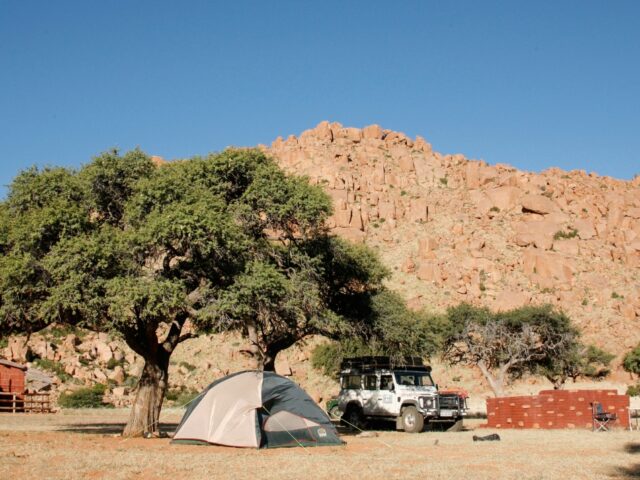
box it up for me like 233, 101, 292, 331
2, 122, 639, 407
263, 121, 640, 360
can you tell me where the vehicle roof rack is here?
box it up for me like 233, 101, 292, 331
340, 356, 431, 373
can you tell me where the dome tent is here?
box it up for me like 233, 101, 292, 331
172, 371, 342, 448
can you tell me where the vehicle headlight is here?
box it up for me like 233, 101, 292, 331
421, 397, 434, 409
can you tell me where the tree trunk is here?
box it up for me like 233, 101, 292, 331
263, 352, 276, 372
122, 356, 169, 437
246, 323, 265, 370
477, 360, 506, 397
549, 376, 566, 390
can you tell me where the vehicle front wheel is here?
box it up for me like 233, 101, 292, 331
401, 406, 424, 433
341, 405, 365, 431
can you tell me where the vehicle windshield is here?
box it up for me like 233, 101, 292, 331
393, 372, 434, 387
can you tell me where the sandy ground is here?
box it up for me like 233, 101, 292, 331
1, 410, 639, 480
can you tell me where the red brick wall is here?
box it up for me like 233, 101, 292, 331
486, 389, 630, 429
0, 364, 26, 394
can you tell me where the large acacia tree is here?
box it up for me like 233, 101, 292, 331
0, 148, 384, 436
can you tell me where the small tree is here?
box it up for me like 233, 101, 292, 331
442, 304, 578, 397
623, 344, 640, 378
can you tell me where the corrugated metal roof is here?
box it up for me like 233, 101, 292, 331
26, 368, 53, 392
0, 359, 28, 371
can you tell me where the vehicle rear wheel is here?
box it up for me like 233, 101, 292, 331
341, 405, 365, 431
401, 406, 424, 433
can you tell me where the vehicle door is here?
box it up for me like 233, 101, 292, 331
373, 374, 397, 416
360, 374, 379, 414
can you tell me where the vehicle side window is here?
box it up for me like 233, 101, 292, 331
381, 375, 393, 390
343, 375, 362, 389
364, 375, 377, 390
397, 374, 415, 386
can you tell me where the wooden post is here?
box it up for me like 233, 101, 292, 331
12, 393, 16, 414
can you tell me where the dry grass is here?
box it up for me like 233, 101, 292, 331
0, 413, 638, 479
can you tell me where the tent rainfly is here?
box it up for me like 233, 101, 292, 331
172, 371, 342, 448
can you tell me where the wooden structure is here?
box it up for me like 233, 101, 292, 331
0, 359, 52, 413
0, 359, 27, 394
486, 389, 630, 429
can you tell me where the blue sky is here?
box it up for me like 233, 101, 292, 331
1, 1, 639, 197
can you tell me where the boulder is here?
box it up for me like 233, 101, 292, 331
522, 250, 574, 287
94, 341, 113, 364
112, 386, 130, 398
574, 218, 596, 239
417, 237, 438, 258
108, 366, 126, 385
378, 201, 396, 220
407, 198, 428, 222
485, 186, 523, 212
362, 124, 384, 140
312, 121, 334, 142
333, 209, 352, 228
521, 194, 558, 215
397, 155, 415, 173
93, 369, 107, 382
470, 190, 492, 218
416, 261, 441, 283
478, 166, 498, 186
465, 161, 481, 189
6, 337, 29, 362
335, 127, 362, 143
402, 257, 416, 273
553, 238, 579, 256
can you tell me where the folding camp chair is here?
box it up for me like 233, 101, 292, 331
591, 402, 617, 431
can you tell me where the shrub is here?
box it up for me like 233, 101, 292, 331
553, 228, 578, 240
165, 387, 199, 406
46, 324, 85, 340
178, 361, 196, 372
58, 384, 111, 408
611, 292, 623, 300
623, 345, 640, 376
106, 357, 124, 370
489, 206, 500, 213
311, 343, 342, 377
627, 384, 640, 397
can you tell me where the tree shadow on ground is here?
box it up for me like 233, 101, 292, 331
58, 422, 178, 435
611, 443, 640, 478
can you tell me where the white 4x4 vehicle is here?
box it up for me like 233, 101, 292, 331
336, 356, 467, 433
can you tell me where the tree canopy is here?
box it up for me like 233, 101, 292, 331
0, 148, 387, 436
